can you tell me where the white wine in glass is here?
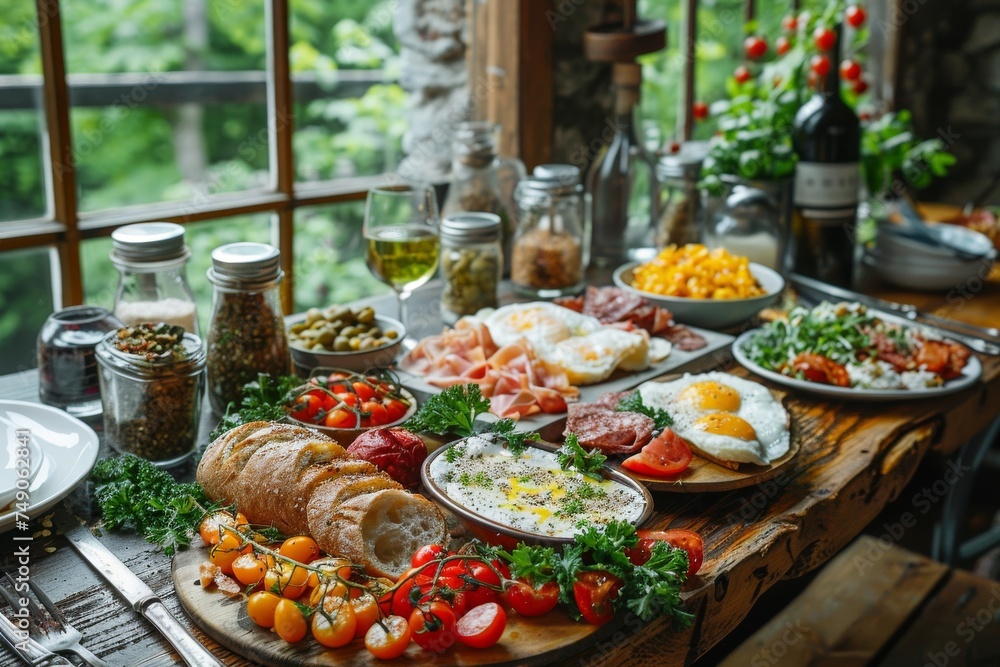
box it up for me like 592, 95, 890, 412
363, 184, 440, 329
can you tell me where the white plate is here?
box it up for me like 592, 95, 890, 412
0, 429, 43, 510
0, 400, 100, 530
732, 330, 983, 401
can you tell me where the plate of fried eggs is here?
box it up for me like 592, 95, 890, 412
625, 372, 800, 492
478, 302, 673, 386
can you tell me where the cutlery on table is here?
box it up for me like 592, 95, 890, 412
0, 572, 109, 666
54, 506, 225, 667
0, 612, 75, 666
790, 273, 1000, 356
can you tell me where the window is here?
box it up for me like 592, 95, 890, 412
0, 0, 408, 374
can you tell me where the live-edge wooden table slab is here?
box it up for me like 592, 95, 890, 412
1, 268, 999, 667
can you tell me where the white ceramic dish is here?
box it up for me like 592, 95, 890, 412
863, 250, 995, 291
613, 261, 785, 330
287, 313, 406, 374
0, 400, 100, 530
876, 223, 995, 261
732, 330, 983, 401
0, 429, 43, 510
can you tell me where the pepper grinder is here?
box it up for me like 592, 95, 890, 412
585, 0, 666, 267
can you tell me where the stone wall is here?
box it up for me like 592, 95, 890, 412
895, 0, 1000, 206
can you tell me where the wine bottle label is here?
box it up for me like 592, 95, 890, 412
794, 162, 859, 221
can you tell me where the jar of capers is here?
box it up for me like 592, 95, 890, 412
439, 213, 502, 325
96, 323, 205, 467
205, 243, 290, 414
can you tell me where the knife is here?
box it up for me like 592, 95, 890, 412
0, 613, 75, 666
790, 273, 1000, 356
54, 508, 225, 667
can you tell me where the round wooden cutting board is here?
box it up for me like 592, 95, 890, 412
172, 549, 601, 667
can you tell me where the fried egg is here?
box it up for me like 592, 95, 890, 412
638, 372, 790, 465
478, 302, 654, 385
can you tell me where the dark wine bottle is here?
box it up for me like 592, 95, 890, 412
791, 24, 860, 287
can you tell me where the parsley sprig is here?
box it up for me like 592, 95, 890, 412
91, 454, 212, 556
500, 520, 694, 623
616, 392, 674, 430
209, 373, 302, 440
557, 434, 606, 480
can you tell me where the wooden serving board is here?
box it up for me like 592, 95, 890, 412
172, 549, 602, 667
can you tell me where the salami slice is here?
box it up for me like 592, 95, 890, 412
565, 402, 654, 454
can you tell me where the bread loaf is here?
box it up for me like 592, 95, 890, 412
196, 421, 447, 578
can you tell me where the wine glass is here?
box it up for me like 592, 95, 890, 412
363, 184, 440, 330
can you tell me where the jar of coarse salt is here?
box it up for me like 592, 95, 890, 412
110, 222, 200, 336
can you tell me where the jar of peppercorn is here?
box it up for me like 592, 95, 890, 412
96, 323, 205, 467
205, 243, 290, 414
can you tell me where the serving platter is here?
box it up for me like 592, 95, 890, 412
732, 329, 984, 401
172, 548, 603, 667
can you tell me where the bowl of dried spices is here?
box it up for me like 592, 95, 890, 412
286, 306, 406, 374
95, 323, 205, 467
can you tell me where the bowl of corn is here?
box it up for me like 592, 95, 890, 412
612, 244, 784, 330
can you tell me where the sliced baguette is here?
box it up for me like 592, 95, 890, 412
305, 472, 402, 533
312, 489, 447, 579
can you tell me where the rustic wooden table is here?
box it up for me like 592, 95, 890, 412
1, 254, 999, 666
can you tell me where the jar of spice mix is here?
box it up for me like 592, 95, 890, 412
511, 165, 587, 297
110, 222, 200, 335
439, 213, 502, 324
96, 323, 205, 466
205, 243, 289, 414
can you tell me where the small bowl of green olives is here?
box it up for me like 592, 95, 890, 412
286, 306, 406, 374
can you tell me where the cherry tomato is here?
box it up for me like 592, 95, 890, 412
692, 101, 709, 121
810, 54, 831, 76
840, 59, 861, 81
264, 564, 310, 599
775, 36, 791, 56
853, 78, 869, 94
411, 544, 446, 569
352, 594, 381, 638
627, 529, 705, 577
792, 352, 850, 387
813, 26, 835, 51
573, 570, 623, 626
337, 392, 359, 408
279, 536, 321, 564
441, 560, 470, 579
503, 580, 560, 617
274, 598, 308, 643
209, 533, 243, 576
781, 14, 797, 31
365, 615, 411, 660
246, 591, 282, 628
465, 583, 500, 610
231, 553, 267, 586
352, 381, 376, 402
361, 401, 388, 426
733, 65, 751, 84
384, 398, 408, 423
409, 601, 457, 653
290, 393, 322, 422
456, 602, 506, 649
846, 5, 866, 28
306, 556, 353, 588
198, 511, 247, 546
392, 572, 427, 618
328, 381, 350, 395
743, 35, 767, 60
324, 408, 356, 429
312, 595, 357, 648
309, 579, 348, 607
622, 428, 693, 477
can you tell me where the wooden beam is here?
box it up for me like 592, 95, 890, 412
36, 0, 80, 306
484, 0, 522, 159
518, 0, 554, 169
681, 0, 698, 141
268, 0, 296, 313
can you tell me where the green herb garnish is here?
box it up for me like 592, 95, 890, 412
403, 384, 491, 437
616, 392, 673, 430
556, 498, 585, 518
210, 373, 302, 440
556, 433, 606, 480
91, 454, 210, 556
444, 445, 466, 463
492, 418, 542, 455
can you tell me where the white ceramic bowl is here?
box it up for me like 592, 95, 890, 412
612, 261, 785, 330
287, 313, 406, 374
876, 223, 995, 261
863, 250, 995, 292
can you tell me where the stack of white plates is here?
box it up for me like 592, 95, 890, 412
864, 222, 996, 291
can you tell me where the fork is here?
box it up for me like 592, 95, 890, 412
0, 572, 110, 667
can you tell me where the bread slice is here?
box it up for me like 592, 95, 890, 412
306, 472, 402, 533
312, 489, 447, 579
688, 442, 741, 470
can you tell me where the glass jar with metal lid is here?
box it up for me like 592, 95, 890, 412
655, 142, 708, 248
439, 212, 502, 325
96, 324, 205, 467
205, 242, 290, 414
110, 222, 199, 334
511, 164, 587, 297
